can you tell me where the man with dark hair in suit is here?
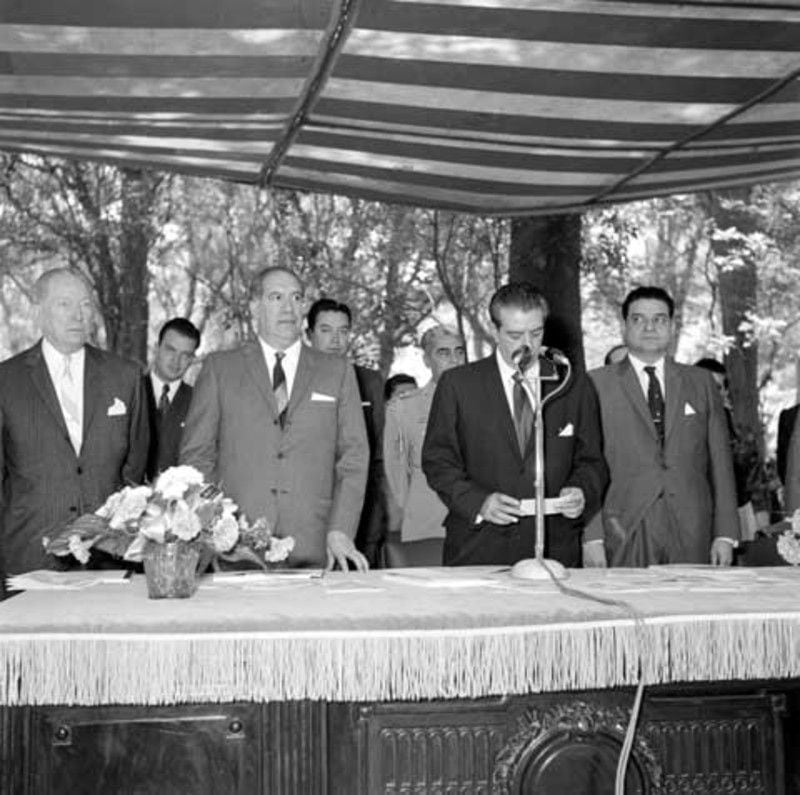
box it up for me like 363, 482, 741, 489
145, 317, 201, 480
0, 268, 149, 574
306, 298, 386, 567
585, 286, 738, 567
181, 268, 368, 571
422, 282, 607, 568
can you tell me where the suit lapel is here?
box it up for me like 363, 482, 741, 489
619, 358, 659, 442
82, 345, 103, 443
663, 359, 683, 445
285, 345, 314, 420
483, 355, 522, 461
242, 342, 279, 417
25, 342, 71, 442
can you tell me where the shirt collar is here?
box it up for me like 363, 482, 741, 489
41, 338, 85, 372
150, 372, 181, 400
258, 335, 302, 366
495, 347, 539, 380
628, 353, 665, 382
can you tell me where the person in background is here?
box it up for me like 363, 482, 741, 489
385, 373, 417, 402
604, 344, 628, 365
777, 401, 800, 487
422, 282, 607, 568
306, 298, 386, 567
181, 267, 368, 571
585, 286, 738, 567
383, 325, 465, 566
0, 268, 149, 574
145, 318, 201, 480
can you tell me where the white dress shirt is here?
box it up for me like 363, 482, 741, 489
257, 336, 302, 397
150, 372, 181, 406
42, 338, 85, 453
627, 353, 666, 401
495, 348, 540, 417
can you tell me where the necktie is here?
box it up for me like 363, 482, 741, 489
273, 352, 288, 424
644, 365, 665, 445
60, 355, 82, 454
158, 383, 170, 414
512, 371, 534, 455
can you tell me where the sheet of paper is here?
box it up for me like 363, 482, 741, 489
519, 497, 568, 516
6, 569, 131, 590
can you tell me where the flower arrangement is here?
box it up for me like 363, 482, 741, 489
776, 509, 800, 566
44, 465, 294, 571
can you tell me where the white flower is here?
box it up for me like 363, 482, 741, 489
68, 534, 91, 564
777, 531, 800, 566
169, 499, 202, 541
108, 486, 152, 530
212, 514, 239, 553
264, 536, 295, 563
155, 466, 205, 502
95, 490, 124, 519
139, 513, 168, 544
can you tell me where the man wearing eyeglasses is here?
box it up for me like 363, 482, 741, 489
585, 286, 738, 567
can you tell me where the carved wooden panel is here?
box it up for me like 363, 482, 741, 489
263, 701, 327, 794
28, 702, 260, 795
640, 693, 786, 795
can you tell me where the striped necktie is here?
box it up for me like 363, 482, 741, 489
512, 371, 534, 455
644, 365, 665, 445
273, 352, 288, 425
60, 355, 82, 454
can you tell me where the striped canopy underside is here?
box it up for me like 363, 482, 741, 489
0, 0, 798, 215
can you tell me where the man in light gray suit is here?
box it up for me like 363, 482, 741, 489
180, 267, 369, 571
0, 268, 149, 575
585, 286, 738, 567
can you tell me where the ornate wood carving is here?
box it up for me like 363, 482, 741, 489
492, 699, 660, 794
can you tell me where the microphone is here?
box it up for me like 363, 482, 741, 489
512, 345, 534, 373
542, 346, 570, 367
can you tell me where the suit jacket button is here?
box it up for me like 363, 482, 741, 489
277, 452, 284, 460
69, 506, 78, 513
273, 420, 279, 426
270, 488, 277, 495
76, 466, 83, 475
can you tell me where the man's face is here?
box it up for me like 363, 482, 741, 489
424, 333, 466, 381
308, 310, 350, 356
154, 329, 198, 383
494, 306, 545, 369
253, 270, 305, 349
37, 272, 94, 355
623, 298, 673, 362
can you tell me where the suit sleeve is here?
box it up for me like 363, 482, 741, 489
564, 374, 608, 522
777, 409, 793, 485
179, 357, 220, 481
122, 367, 150, 485
328, 363, 369, 538
421, 372, 490, 523
704, 374, 740, 540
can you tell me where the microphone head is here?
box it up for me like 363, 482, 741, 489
513, 345, 534, 372
543, 347, 570, 366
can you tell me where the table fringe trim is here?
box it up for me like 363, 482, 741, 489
1, 615, 798, 705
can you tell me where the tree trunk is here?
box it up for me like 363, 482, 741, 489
509, 214, 585, 372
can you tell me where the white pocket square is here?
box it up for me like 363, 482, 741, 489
107, 397, 127, 416
311, 392, 336, 403
558, 422, 574, 437
684, 402, 696, 416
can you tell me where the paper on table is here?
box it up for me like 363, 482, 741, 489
6, 569, 131, 590
382, 569, 499, 588
205, 570, 323, 588
519, 497, 569, 516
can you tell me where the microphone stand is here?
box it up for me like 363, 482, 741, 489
511, 351, 572, 581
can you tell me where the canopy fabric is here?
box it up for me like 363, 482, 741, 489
0, 0, 798, 215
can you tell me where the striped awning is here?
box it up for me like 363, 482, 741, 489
0, 0, 798, 215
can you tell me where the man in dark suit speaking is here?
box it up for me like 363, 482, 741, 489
180, 267, 369, 571
0, 268, 149, 574
421, 282, 607, 568
145, 317, 200, 480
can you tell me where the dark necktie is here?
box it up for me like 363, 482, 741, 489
512, 371, 534, 455
644, 365, 665, 445
158, 383, 170, 415
273, 352, 288, 424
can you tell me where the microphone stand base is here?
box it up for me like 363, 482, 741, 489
510, 557, 568, 581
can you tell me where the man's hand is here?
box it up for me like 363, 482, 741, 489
326, 531, 369, 572
582, 540, 607, 568
558, 487, 585, 519
478, 493, 523, 525
710, 537, 734, 567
